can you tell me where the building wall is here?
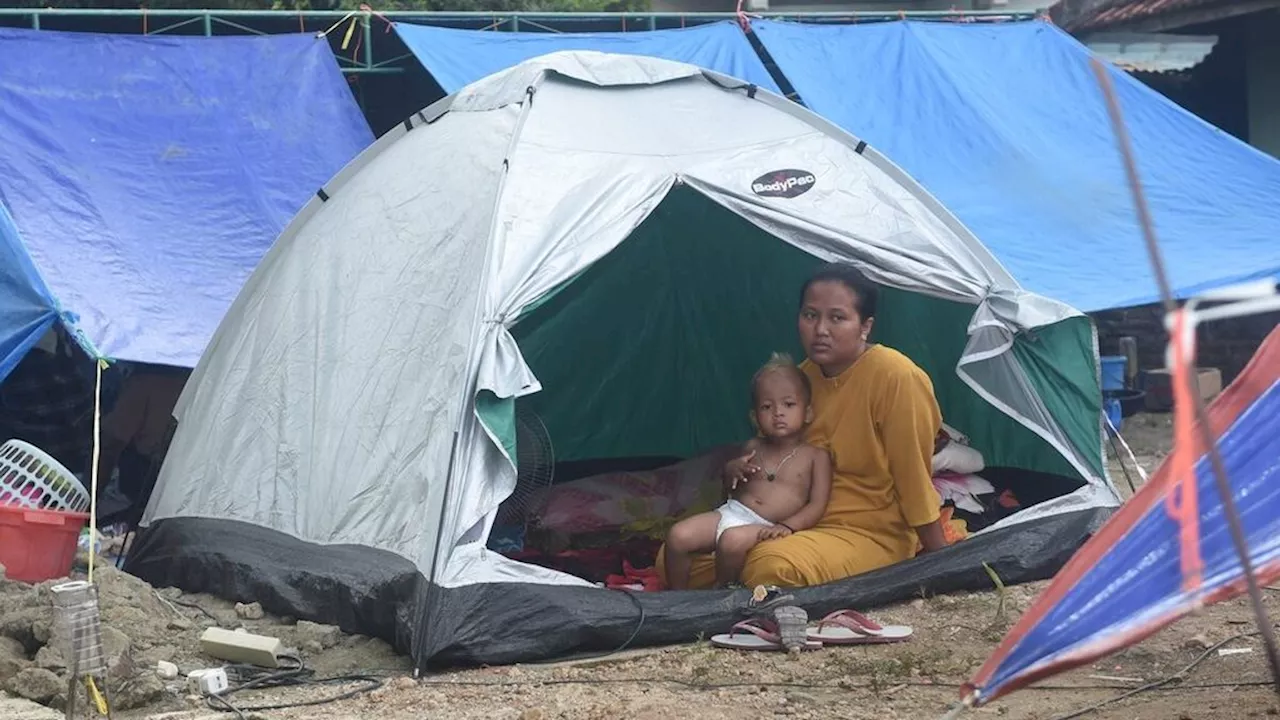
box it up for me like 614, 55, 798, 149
1093, 305, 1279, 386
1246, 10, 1280, 158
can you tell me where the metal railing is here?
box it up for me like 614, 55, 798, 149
0, 7, 1044, 74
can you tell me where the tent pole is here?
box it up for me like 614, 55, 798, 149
1090, 57, 1280, 696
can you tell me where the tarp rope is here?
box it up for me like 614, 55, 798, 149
1105, 416, 1149, 485
87, 357, 105, 584
359, 4, 395, 34
85, 355, 110, 716
320, 11, 359, 38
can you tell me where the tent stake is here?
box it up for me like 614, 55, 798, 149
1090, 57, 1280, 697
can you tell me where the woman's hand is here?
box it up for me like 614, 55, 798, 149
758, 524, 793, 541
915, 520, 947, 554
724, 449, 760, 491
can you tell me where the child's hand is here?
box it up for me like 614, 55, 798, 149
758, 524, 793, 541
725, 450, 760, 490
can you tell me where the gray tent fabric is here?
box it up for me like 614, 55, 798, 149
143, 52, 1115, 600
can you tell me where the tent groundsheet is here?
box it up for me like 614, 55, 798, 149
394, 21, 779, 94
129, 507, 1108, 667
0, 29, 373, 370
749, 19, 1280, 311
129, 51, 1114, 668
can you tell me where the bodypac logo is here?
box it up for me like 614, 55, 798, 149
751, 169, 816, 199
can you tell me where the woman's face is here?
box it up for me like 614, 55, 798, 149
798, 280, 874, 375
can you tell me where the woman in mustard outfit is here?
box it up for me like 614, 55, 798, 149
656, 263, 946, 589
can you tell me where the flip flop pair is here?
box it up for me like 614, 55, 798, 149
710, 609, 912, 651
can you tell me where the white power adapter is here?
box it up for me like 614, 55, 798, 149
187, 668, 229, 696
198, 668, 229, 696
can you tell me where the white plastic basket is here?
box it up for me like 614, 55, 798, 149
0, 439, 90, 512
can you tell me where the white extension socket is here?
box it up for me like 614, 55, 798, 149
187, 668, 229, 696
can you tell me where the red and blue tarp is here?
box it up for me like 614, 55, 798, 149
966, 324, 1280, 703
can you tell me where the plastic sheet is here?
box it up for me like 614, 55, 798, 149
0, 29, 373, 366
751, 20, 1280, 311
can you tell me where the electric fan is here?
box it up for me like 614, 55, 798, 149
493, 402, 555, 528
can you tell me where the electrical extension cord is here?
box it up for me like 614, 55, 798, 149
187, 668, 230, 696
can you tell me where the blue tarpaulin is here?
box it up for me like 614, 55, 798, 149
751, 19, 1280, 311
0, 29, 372, 372
394, 21, 779, 94
0, 202, 57, 381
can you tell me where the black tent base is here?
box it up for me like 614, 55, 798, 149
126, 509, 1110, 670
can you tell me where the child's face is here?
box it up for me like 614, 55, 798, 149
753, 371, 809, 439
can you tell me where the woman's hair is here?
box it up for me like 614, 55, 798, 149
751, 352, 812, 405
799, 262, 878, 320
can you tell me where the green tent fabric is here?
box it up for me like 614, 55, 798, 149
510, 188, 1101, 482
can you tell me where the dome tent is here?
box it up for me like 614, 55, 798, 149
127, 51, 1118, 667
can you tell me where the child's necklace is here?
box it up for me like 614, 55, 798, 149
764, 447, 801, 482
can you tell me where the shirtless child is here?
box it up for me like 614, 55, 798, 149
664, 354, 832, 589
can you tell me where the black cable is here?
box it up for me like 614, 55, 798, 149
164, 595, 222, 624
191, 623, 1260, 718
528, 588, 646, 665
422, 676, 924, 690
204, 654, 384, 716
423, 641, 1280, 697
194, 634, 1269, 717
1050, 632, 1256, 720
419, 675, 1276, 692
206, 693, 247, 720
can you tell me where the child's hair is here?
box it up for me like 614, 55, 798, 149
751, 352, 812, 406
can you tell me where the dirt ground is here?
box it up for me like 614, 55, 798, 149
13, 412, 1280, 720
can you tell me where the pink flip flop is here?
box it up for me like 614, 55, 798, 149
711, 617, 823, 651
805, 609, 913, 645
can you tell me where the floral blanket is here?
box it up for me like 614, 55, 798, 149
528, 439, 990, 551
527, 445, 740, 539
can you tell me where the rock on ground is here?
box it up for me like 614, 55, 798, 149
0, 694, 61, 720
294, 620, 342, 653
0, 566, 175, 711
234, 602, 264, 621
0, 556, 408, 714
7, 668, 62, 704
0, 636, 29, 686
114, 670, 166, 709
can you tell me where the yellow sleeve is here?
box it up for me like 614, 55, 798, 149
878, 366, 943, 527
